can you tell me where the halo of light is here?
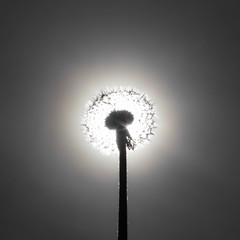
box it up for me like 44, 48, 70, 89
82, 87, 157, 155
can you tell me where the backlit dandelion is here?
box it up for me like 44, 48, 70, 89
82, 86, 157, 240
82, 87, 157, 155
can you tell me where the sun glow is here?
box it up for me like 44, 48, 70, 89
82, 87, 157, 155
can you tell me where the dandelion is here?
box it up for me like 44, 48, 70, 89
82, 87, 157, 155
82, 86, 157, 240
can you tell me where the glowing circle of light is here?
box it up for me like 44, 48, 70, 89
82, 87, 157, 155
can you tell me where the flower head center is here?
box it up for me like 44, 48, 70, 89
105, 110, 135, 150
105, 110, 134, 130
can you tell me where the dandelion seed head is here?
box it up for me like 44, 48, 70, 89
82, 87, 157, 155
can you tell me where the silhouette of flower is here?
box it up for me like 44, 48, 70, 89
82, 87, 157, 155
105, 110, 135, 150
105, 110, 134, 130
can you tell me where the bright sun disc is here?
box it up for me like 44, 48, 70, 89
82, 86, 157, 155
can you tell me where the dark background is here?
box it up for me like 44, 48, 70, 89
2, 1, 240, 239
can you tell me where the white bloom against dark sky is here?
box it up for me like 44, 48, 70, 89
82, 87, 157, 155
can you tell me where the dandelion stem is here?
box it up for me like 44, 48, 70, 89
117, 130, 128, 240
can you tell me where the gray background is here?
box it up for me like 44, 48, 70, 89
2, 1, 240, 239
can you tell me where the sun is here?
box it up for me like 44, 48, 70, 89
82, 86, 157, 155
